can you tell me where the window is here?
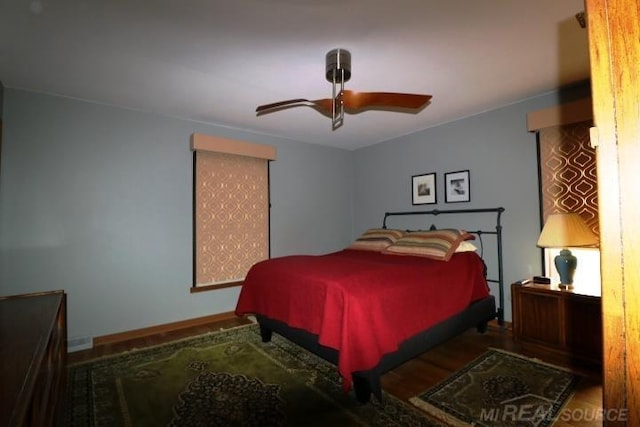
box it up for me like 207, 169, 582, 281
528, 100, 601, 293
191, 133, 276, 290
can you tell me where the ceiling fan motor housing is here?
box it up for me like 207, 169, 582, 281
326, 48, 351, 82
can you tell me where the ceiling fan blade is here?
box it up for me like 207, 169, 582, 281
256, 98, 311, 113
256, 97, 333, 115
341, 90, 432, 110
256, 92, 431, 117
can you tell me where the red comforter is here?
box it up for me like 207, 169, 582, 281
235, 249, 489, 391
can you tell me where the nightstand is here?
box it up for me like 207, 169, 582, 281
511, 281, 602, 368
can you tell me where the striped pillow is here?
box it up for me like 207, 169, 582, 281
347, 228, 405, 252
382, 229, 474, 261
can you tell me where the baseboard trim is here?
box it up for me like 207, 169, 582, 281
68, 336, 94, 353
93, 311, 239, 346
92, 313, 508, 346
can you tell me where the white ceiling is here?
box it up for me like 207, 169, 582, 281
0, 0, 590, 150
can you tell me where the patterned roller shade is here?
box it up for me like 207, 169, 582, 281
538, 120, 599, 236
194, 151, 269, 286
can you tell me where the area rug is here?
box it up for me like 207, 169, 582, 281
409, 348, 580, 427
64, 323, 441, 427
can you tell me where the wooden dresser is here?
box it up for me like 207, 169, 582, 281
0, 290, 67, 426
511, 281, 602, 369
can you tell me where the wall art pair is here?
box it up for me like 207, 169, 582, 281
411, 170, 470, 205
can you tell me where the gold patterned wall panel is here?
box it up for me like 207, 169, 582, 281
194, 151, 269, 286
539, 120, 599, 235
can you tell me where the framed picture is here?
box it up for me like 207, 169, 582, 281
412, 172, 437, 205
444, 170, 470, 203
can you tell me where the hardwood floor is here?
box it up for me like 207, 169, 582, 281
68, 318, 603, 426
382, 322, 603, 426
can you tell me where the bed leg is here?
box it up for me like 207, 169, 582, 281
352, 372, 382, 404
352, 376, 372, 404
497, 307, 505, 326
476, 321, 488, 333
259, 325, 273, 342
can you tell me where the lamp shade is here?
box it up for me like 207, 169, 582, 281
537, 213, 599, 248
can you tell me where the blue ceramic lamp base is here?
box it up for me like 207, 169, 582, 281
554, 248, 577, 286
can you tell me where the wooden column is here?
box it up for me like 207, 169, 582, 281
586, 0, 640, 424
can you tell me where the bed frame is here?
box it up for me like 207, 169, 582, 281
256, 207, 505, 403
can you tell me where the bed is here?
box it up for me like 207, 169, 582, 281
235, 207, 505, 403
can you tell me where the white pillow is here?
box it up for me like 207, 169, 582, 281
454, 240, 478, 253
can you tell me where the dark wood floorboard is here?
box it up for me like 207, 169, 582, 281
68, 318, 602, 426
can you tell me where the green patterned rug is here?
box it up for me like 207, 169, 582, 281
409, 348, 581, 427
64, 323, 441, 426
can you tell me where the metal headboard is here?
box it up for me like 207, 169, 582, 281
382, 207, 505, 325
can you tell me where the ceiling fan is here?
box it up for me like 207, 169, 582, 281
256, 48, 433, 130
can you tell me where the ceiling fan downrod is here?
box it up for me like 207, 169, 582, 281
326, 48, 351, 130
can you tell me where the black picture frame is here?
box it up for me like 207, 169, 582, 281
412, 173, 437, 205
444, 170, 470, 203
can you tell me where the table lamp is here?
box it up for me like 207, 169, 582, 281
536, 213, 599, 286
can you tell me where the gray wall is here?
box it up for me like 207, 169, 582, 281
0, 81, 4, 118
352, 83, 591, 321
0, 89, 353, 342
0, 82, 589, 341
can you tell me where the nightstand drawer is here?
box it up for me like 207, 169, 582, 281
515, 291, 562, 346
